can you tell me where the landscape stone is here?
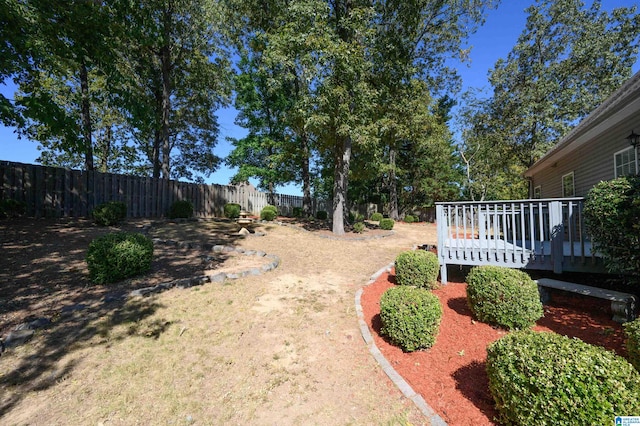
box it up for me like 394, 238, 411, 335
4, 329, 35, 348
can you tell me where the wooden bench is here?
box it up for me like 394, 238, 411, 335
535, 278, 637, 323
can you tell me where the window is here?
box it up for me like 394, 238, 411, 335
562, 172, 575, 197
533, 186, 541, 199
614, 146, 638, 178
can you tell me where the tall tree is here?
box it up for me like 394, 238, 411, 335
114, 0, 231, 181
487, 0, 640, 174
14, 0, 115, 171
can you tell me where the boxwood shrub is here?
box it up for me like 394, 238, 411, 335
395, 250, 439, 289
404, 214, 416, 223
316, 210, 328, 220
86, 232, 154, 284
625, 318, 640, 371
584, 176, 640, 279
92, 201, 127, 226
353, 222, 365, 233
380, 286, 442, 352
370, 212, 383, 221
168, 200, 193, 219
487, 330, 640, 425
260, 205, 278, 221
466, 265, 542, 330
0, 199, 27, 218
379, 218, 394, 230
292, 206, 303, 218
224, 203, 241, 219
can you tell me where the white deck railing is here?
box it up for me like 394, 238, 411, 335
435, 198, 602, 283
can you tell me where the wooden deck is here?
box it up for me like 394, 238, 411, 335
436, 198, 607, 284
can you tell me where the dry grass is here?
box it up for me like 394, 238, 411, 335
1, 219, 437, 425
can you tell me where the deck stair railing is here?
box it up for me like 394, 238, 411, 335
435, 198, 599, 283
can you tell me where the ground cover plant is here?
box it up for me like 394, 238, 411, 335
625, 318, 640, 371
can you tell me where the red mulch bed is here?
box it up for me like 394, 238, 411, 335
360, 269, 627, 425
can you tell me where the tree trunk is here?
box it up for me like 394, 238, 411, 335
160, 8, 172, 179
99, 126, 111, 172
332, 135, 351, 235
79, 61, 94, 171
301, 133, 312, 218
388, 146, 399, 220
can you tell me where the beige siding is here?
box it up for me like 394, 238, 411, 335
530, 114, 639, 198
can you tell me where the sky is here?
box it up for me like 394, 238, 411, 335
1, 1, 638, 196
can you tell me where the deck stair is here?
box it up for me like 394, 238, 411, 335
535, 278, 636, 323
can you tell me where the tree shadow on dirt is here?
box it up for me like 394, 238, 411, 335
0, 217, 251, 418
0, 294, 164, 418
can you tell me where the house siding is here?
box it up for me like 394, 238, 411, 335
529, 92, 640, 198
529, 109, 640, 198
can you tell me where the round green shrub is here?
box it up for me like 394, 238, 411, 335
92, 201, 127, 226
224, 203, 241, 219
379, 218, 394, 230
487, 330, 640, 425
316, 210, 328, 220
349, 211, 365, 222
584, 176, 640, 279
353, 222, 365, 233
168, 200, 193, 219
0, 199, 27, 218
86, 232, 154, 284
371, 212, 383, 221
404, 214, 415, 223
292, 206, 303, 218
395, 250, 439, 289
380, 286, 442, 352
260, 205, 278, 221
624, 318, 640, 371
466, 265, 542, 330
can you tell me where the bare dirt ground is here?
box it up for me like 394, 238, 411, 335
1, 217, 436, 425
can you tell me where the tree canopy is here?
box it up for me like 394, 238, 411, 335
2, 0, 640, 232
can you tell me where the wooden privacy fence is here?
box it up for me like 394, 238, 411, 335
0, 161, 322, 218
436, 198, 605, 283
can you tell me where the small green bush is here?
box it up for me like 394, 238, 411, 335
260, 205, 278, 221
292, 206, 303, 218
584, 176, 640, 279
466, 265, 543, 330
168, 200, 193, 219
0, 199, 27, 218
487, 330, 640, 425
404, 214, 415, 223
86, 232, 154, 284
380, 286, 442, 352
353, 222, 365, 233
224, 203, 241, 219
395, 250, 439, 289
316, 210, 328, 220
371, 212, 383, 221
625, 318, 640, 371
92, 201, 127, 226
379, 218, 394, 230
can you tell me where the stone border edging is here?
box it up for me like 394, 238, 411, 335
129, 238, 280, 298
355, 262, 447, 426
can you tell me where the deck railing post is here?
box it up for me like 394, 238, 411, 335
549, 201, 564, 274
436, 204, 448, 284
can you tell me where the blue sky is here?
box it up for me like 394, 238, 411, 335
1, 1, 638, 196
